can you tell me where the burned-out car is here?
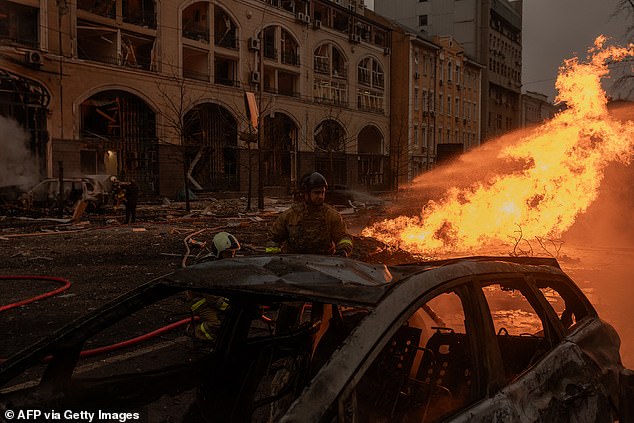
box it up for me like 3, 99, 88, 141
0, 256, 632, 422
19, 176, 112, 211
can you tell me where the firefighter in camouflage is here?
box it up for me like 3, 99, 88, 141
267, 172, 353, 257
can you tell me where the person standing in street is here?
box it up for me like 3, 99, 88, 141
123, 179, 139, 224
267, 172, 353, 257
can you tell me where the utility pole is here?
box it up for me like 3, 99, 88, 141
257, 29, 265, 210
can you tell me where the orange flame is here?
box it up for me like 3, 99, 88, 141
363, 37, 634, 255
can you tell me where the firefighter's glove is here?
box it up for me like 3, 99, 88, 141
266, 246, 281, 254
335, 249, 348, 257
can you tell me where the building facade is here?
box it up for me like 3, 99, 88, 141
1, 0, 391, 197
387, 24, 482, 188
521, 91, 557, 127
375, 0, 522, 142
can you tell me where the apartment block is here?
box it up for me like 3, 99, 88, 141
386, 22, 482, 188
375, 0, 522, 142
0, 0, 391, 196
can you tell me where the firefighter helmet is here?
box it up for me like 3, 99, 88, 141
300, 172, 328, 193
211, 232, 241, 258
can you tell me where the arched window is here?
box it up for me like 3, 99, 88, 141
80, 90, 157, 191
357, 125, 385, 187
183, 103, 238, 190
313, 43, 348, 105
182, 3, 239, 85
314, 119, 347, 185
357, 56, 385, 112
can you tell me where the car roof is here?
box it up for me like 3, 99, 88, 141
163, 254, 564, 307
0, 255, 566, 383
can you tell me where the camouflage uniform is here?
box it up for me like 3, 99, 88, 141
270, 201, 353, 256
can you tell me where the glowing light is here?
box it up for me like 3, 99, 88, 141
362, 37, 634, 255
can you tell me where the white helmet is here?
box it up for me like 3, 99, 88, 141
211, 232, 241, 258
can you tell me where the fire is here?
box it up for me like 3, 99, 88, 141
363, 36, 634, 255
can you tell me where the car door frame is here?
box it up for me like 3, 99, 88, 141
450, 271, 616, 423
281, 272, 492, 423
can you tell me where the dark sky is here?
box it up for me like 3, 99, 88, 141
522, 0, 632, 102
367, 0, 632, 102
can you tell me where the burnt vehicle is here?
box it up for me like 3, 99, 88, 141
0, 256, 632, 422
19, 176, 112, 212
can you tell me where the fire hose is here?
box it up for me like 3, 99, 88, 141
1, 274, 272, 362
0, 275, 71, 312
0, 276, 193, 361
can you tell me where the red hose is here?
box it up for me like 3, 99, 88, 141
0, 275, 72, 312
0, 276, 199, 361
77, 317, 193, 358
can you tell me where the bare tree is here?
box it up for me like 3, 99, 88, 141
304, 105, 363, 188
155, 65, 208, 212
610, 1, 634, 98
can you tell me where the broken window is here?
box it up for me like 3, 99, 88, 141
263, 67, 276, 93
358, 59, 371, 86
262, 113, 297, 187
277, 71, 298, 97
214, 56, 238, 86
254, 26, 299, 97
122, 0, 156, 28
263, 26, 277, 60
534, 278, 592, 334
77, 0, 116, 19
313, 119, 348, 185
313, 79, 347, 106
374, 28, 387, 47
182, 46, 209, 81
344, 288, 478, 423
77, 21, 118, 65
79, 91, 157, 191
313, 3, 329, 27
357, 89, 384, 113
0, 1, 39, 48
357, 125, 385, 186
183, 103, 238, 191
332, 10, 349, 33
280, 29, 299, 66
214, 7, 236, 49
357, 59, 385, 112
77, 20, 156, 70
481, 279, 553, 383
120, 31, 154, 69
314, 120, 345, 153
313, 44, 348, 105
182, 2, 209, 42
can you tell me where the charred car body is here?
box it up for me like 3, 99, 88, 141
0, 256, 632, 422
18, 175, 113, 212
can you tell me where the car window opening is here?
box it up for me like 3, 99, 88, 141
351, 290, 477, 423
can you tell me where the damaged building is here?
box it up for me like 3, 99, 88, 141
0, 0, 392, 197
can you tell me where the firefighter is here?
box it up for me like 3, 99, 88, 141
187, 232, 240, 342
267, 172, 353, 257
111, 177, 126, 211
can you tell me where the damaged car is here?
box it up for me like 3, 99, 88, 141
0, 255, 632, 422
19, 175, 112, 212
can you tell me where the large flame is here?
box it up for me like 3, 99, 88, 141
363, 36, 634, 255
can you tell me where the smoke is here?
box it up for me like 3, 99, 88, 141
390, 127, 537, 215
0, 116, 40, 188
